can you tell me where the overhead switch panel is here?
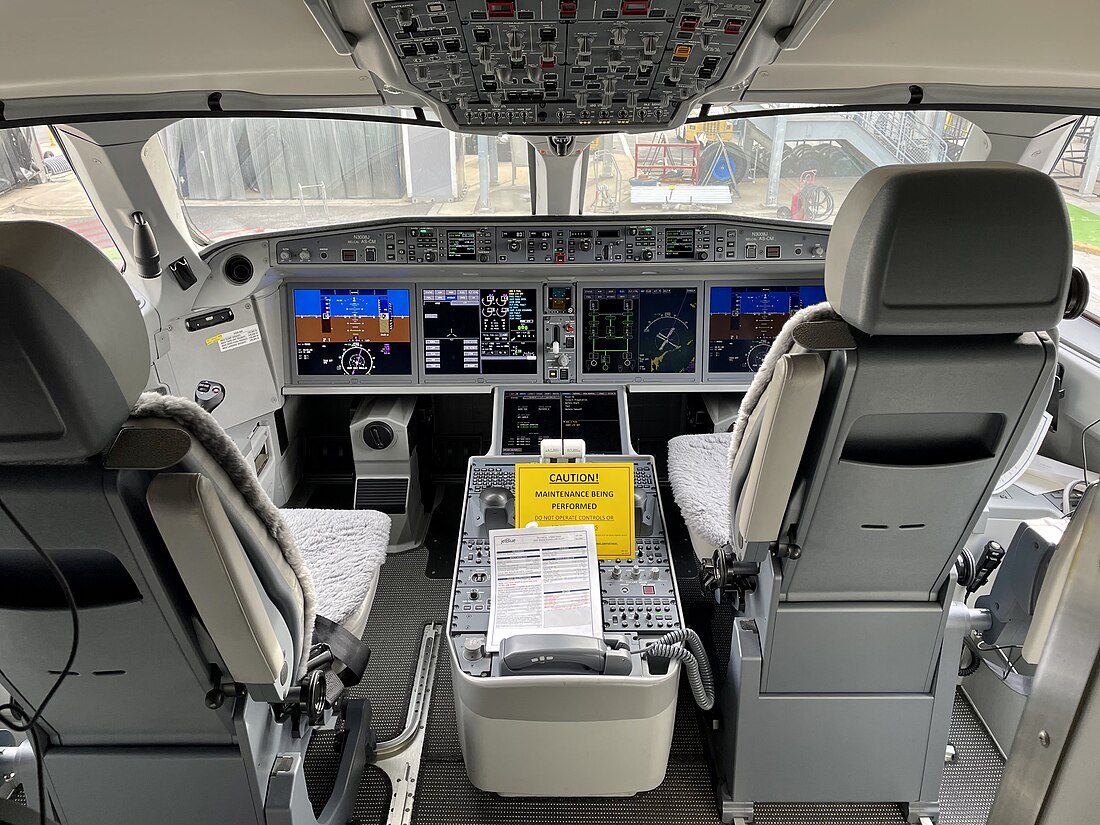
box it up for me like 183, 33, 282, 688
370, 0, 765, 131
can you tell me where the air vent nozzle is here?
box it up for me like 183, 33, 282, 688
224, 255, 254, 286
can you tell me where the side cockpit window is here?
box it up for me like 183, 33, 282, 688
1051, 116, 1100, 321
0, 125, 122, 268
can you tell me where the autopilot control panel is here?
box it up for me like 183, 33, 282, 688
449, 389, 682, 676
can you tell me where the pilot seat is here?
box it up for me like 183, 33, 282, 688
0, 222, 391, 825
667, 163, 1073, 822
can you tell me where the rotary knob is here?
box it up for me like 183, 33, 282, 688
527, 64, 543, 83
577, 34, 592, 55
463, 636, 486, 661
811, 244, 825, 257
508, 29, 524, 52
298, 249, 311, 262
541, 42, 556, 67
611, 567, 622, 580
642, 32, 659, 56
556, 353, 570, 368
396, 6, 414, 27
496, 65, 512, 84
611, 24, 628, 46
667, 65, 683, 83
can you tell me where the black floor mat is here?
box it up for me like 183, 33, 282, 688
303, 547, 450, 817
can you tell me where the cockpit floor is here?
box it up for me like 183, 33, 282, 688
300, 488, 1004, 825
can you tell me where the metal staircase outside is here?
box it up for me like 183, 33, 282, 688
843, 110, 952, 165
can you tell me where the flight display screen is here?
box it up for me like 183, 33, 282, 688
708, 284, 827, 373
501, 390, 623, 455
582, 287, 698, 374
293, 288, 412, 377
422, 288, 539, 375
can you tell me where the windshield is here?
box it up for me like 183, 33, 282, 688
158, 109, 532, 244
583, 106, 977, 223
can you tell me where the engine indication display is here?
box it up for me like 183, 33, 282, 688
582, 287, 698, 375
422, 288, 538, 376
293, 288, 412, 377
708, 285, 827, 373
501, 390, 624, 455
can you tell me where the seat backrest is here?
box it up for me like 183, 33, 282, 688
731, 163, 1072, 603
0, 222, 307, 747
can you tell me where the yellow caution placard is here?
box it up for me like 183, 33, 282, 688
514, 462, 635, 560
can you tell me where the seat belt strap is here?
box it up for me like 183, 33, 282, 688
312, 616, 372, 687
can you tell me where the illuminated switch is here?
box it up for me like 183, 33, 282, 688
673, 44, 692, 60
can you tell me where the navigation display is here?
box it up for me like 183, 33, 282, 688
293, 288, 412, 377
422, 288, 538, 375
501, 390, 623, 455
708, 284, 826, 373
581, 287, 698, 374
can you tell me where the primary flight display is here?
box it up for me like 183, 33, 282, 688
707, 285, 827, 373
293, 288, 412, 376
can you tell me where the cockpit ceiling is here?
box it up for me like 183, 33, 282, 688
2, 0, 1100, 120
746, 0, 1100, 105
0, 0, 379, 102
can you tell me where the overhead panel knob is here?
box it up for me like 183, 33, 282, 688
496, 65, 512, 84
608, 48, 623, 70
667, 65, 683, 83
448, 62, 462, 80
642, 33, 659, 56
508, 29, 524, 52
577, 34, 592, 55
701, 1, 718, 19
397, 6, 414, 27
415, 65, 430, 82
611, 24, 628, 46
541, 42, 556, 67
527, 64, 543, 83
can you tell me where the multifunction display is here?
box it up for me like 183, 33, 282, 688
708, 285, 827, 373
582, 287, 698, 374
501, 391, 623, 455
422, 288, 538, 375
293, 288, 412, 376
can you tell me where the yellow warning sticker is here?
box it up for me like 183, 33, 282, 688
205, 334, 223, 346
514, 462, 635, 560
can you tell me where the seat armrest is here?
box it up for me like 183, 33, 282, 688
147, 473, 293, 698
737, 352, 826, 545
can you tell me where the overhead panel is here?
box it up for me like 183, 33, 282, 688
369, 0, 765, 130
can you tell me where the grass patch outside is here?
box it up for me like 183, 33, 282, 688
1067, 203, 1100, 254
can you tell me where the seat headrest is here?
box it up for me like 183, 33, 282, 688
825, 163, 1072, 336
0, 221, 149, 463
